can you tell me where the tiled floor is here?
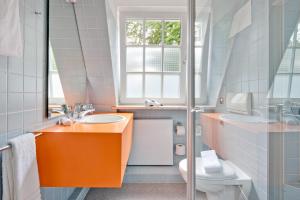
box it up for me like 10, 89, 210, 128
85, 183, 206, 200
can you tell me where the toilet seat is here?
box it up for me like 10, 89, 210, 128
179, 157, 237, 181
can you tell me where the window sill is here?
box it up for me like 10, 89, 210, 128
112, 105, 187, 111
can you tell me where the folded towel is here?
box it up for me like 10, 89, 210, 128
201, 150, 222, 173
2, 133, 41, 200
0, 0, 23, 56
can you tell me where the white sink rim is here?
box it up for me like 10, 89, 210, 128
79, 114, 126, 124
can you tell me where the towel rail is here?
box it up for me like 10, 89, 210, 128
0, 133, 43, 152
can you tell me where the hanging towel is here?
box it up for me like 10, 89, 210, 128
2, 133, 41, 200
201, 150, 223, 173
0, 0, 23, 57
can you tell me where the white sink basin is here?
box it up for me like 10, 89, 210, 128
220, 113, 276, 123
79, 114, 126, 124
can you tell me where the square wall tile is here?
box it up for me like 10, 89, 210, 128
7, 93, 23, 113
23, 110, 36, 130
0, 114, 7, 134
8, 57, 23, 74
24, 76, 36, 93
0, 132, 7, 146
8, 73, 23, 93
0, 94, 6, 114
24, 93, 36, 110
7, 112, 23, 131
0, 56, 7, 72
0, 71, 7, 93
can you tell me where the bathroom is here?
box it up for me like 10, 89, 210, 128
0, 0, 299, 200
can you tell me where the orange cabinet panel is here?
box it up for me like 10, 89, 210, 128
35, 113, 133, 188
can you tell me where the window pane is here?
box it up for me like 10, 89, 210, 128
163, 74, 180, 98
293, 49, 300, 73
126, 20, 143, 45
195, 47, 202, 73
273, 75, 289, 98
145, 47, 162, 72
195, 74, 201, 98
145, 74, 161, 98
50, 73, 64, 98
164, 20, 181, 46
126, 74, 143, 98
126, 47, 143, 72
145, 20, 162, 45
163, 48, 181, 72
291, 75, 300, 98
277, 48, 293, 73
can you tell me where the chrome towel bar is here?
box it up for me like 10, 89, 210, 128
0, 133, 43, 152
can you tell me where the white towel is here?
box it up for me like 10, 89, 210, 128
0, 0, 23, 57
201, 150, 223, 173
2, 133, 41, 200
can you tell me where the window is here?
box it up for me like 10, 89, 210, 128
119, 12, 186, 104
272, 22, 300, 98
48, 43, 65, 105
195, 20, 205, 100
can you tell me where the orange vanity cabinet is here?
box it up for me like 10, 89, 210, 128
34, 113, 133, 188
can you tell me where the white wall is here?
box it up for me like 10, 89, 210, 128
212, 0, 269, 112
209, 0, 270, 199
74, 0, 116, 111
49, 0, 88, 106
0, 0, 77, 199
202, 118, 268, 200
50, 0, 117, 111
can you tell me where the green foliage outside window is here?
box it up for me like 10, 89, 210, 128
126, 20, 181, 46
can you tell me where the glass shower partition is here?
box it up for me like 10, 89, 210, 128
269, 0, 300, 199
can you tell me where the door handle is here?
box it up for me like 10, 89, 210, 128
191, 106, 205, 113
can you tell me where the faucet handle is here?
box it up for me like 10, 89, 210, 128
74, 103, 83, 112
81, 104, 94, 111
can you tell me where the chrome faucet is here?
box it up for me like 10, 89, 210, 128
80, 104, 95, 118
73, 103, 95, 119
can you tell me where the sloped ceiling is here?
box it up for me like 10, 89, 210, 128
50, 0, 116, 111
74, 0, 116, 111
50, 0, 212, 110
49, 0, 88, 106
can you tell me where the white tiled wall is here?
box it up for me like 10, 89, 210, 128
216, 0, 269, 111
284, 133, 300, 184
210, 0, 270, 200
49, 0, 117, 111
0, 0, 76, 199
201, 115, 268, 200
74, 0, 116, 111
49, 0, 88, 106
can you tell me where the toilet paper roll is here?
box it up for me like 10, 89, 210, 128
176, 125, 185, 136
175, 144, 186, 156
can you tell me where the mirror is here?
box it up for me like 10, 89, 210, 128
269, 13, 300, 100
47, 0, 87, 118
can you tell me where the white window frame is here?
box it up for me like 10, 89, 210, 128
119, 11, 187, 105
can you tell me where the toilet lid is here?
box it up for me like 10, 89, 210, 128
180, 158, 237, 181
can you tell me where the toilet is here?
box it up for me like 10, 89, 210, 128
179, 158, 252, 200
